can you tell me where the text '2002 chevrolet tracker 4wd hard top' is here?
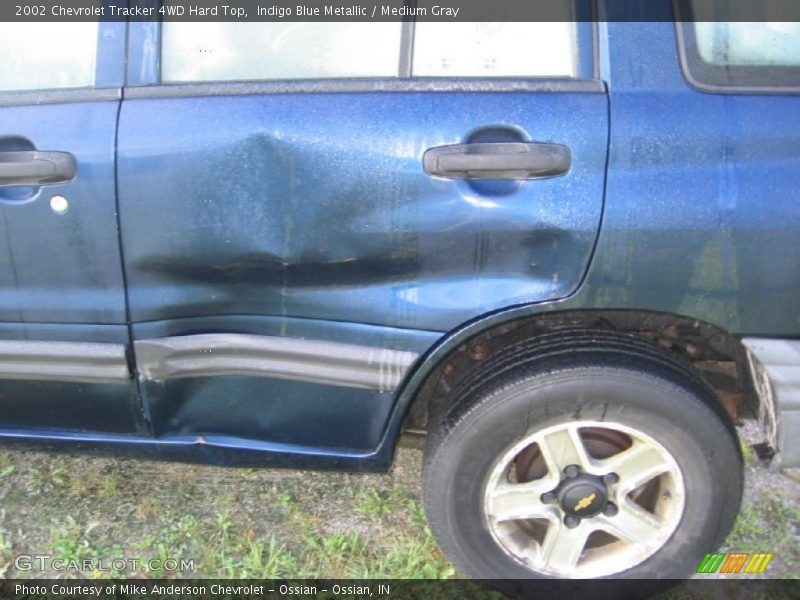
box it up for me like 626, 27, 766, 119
0, 0, 798, 586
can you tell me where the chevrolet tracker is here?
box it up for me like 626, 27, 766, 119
0, 0, 798, 584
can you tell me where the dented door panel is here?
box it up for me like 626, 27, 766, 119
117, 91, 608, 332
117, 87, 607, 451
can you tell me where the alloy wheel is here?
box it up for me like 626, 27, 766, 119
484, 420, 685, 578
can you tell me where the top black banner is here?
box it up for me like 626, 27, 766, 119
5, 0, 800, 22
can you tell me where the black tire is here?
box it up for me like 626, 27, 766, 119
423, 330, 742, 583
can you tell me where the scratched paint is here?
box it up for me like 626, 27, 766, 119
116, 92, 608, 332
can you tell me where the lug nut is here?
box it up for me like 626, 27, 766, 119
540, 491, 557, 504
564, 465, 580, 478
603, 472, 619, 485
564, 515, 580, 529
603, 502, 619, 517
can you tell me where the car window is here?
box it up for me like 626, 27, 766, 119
680, 21, 800, 90
161, 23, 403, 81
694, 22, 800, 70
412, 23, 577, 77
161, 22, 579, 82
676, 0, 800, 91
0, 23, 98, 92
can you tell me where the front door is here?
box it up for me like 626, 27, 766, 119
0, 23, 143, 436
117, 21, 608, 454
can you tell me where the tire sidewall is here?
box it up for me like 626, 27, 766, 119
424, 367, 742, 580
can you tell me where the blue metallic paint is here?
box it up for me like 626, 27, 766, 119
130, 316, 434, 456
375, 18, 800, 467
143, 377, 396, 453
116, 91, 608, 330
1, 8, 799, 470
126, 20, 161, 87
0, 379, 143, 435
0, 102, 126, 323
0, 325, 147, 437
0, 93, 142, 438
132, 315, 441, 354
113, 87, 608, 461
94, 22, 127, 88
579, 21, 800, 336
0, 322, 129, 344
0, 428, 377, 470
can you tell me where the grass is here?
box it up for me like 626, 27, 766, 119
127, 489, 455, 579
725, 494, 800, 576
0, 455, 14, 481
703, 438, 800, 581
353, 488, 408, 517
0, 461, 453, 579
0, 525, 12, 578
0, 446, 795, 580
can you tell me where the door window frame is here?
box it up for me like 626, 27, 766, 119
673, 0, 800, 94
125, 3, 603, 98
0, 22, 126, 106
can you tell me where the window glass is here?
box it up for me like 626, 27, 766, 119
680, 21, 800, 89
677, 0, 800, 90
162, 22, 582, 83
694, 22, 800, 68
161, 23, 403, 82
412, 22, 577, 77
0, 23, 98, 92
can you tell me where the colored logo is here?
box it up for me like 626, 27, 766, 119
574, 492, 597, 512
696, 552, 773, 574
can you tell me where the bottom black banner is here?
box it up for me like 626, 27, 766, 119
1, 579, 798, 600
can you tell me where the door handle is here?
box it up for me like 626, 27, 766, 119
422, 142, 571, 180
0, 151, 77, 187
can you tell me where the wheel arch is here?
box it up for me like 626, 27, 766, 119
388, 307, 756, 452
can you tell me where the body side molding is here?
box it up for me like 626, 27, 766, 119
0, 340, 129, 383
134, 333, 420, 393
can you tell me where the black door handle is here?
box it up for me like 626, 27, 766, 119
423, 142, 571, 180
0, 151, 77, 187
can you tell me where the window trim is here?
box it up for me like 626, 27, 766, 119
398, 19, 414, 78
122, 77, 605, 100
0, 88, 121, 107
674, 2, 800, 94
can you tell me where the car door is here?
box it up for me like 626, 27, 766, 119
117, 20, 608, 455
0, 23, 144, 436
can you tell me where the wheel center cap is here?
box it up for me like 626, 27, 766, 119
557, 475, 608, 518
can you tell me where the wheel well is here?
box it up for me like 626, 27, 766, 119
402, 310, 755, 436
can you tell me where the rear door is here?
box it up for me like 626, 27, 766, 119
117, 20, 608, 453
0, 23, 143, 436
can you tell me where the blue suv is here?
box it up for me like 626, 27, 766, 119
0, 3, 797, 581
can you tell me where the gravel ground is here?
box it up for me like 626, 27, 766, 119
0, 421, 796, 583
701, 422, 799, 579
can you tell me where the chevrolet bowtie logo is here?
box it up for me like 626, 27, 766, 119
574, 492, 597, 512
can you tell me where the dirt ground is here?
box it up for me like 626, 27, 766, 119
0, 422, 797, 581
